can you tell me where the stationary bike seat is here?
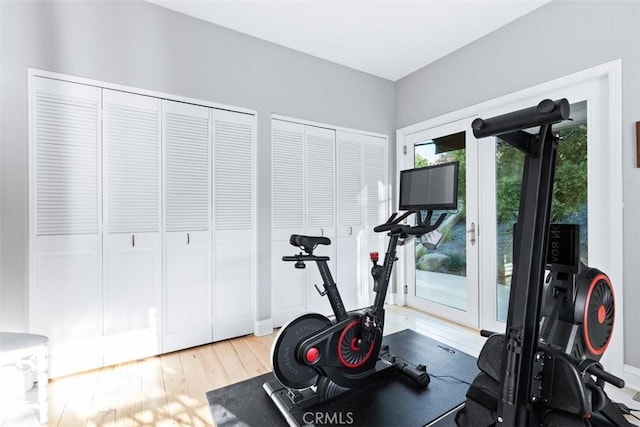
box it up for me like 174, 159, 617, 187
290, 234, 331, 253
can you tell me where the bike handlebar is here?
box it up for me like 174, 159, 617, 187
373, 210, 447, 236
373, 212, 407, 233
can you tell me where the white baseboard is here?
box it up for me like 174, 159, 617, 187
254, 319, 273, 337
624, 364, 640, 392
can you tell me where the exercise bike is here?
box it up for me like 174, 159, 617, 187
264, 161, 459, 426
456, 99, 630, 426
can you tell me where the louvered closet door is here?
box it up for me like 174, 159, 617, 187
162, 100, 212, 352
102, 89, 162, 365
30, 77, 103, 377
362, 135, 388, 304
336, 131, 364, 311
212, 110, 256, 341
304, 125, 336, 314
271, 119, 305, 326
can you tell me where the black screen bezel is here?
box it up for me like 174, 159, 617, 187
398, 162, 459, 211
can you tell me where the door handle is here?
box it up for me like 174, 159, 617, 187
467, 222, 476, 245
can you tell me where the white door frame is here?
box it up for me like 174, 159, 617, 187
396, 60, 623, 378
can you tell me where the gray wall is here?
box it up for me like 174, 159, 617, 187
396, 1, 640, 368
0, 0, 395, 330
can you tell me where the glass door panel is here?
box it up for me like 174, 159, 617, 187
493, 101, 588, 323
405, 118, 479, 327
414, 132, 467, 310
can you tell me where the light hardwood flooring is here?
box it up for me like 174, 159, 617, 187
46, 332, 277, 427
5, 305, 640, 426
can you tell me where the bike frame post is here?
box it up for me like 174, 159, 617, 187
372, 234, 400, 313
315, 259, 348, 322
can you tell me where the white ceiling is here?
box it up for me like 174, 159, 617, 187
146, 0, 552, 81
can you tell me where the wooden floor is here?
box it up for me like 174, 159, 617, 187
45, 332, 277, 427
5, 305, 640, 426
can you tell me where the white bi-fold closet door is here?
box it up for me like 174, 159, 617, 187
211, 110, 256, 341
271, 119, 389, 328
29, 77, 103, 376
102, 89, 163, 365
271, 120, 337, 326
335, 131, 388, 310
162, 100, 212, 353
29, 75, 256, 376
161, 102, 258, 350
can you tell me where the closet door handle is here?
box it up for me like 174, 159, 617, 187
187, 233, 190, 245
320, 228, 324, 237
132, 234, 135, 247
348, 226, 353, 236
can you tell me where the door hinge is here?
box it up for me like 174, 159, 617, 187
403, 145, 407, 155
404, 285, 408, 294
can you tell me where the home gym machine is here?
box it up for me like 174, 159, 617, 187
456, 99, 630, 426
264, 161, 459, 426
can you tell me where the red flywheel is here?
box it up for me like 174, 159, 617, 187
337, 320, 375, 368
574, 268, 615, 359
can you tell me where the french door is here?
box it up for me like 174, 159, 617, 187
399, 75, 616, 345
402, 98, 596, 331
402, 117, 480, 327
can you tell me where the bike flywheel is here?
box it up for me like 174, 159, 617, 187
271, 313, 331, 389
337, 320, 375, 368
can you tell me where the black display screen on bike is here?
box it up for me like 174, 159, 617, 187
399, 162, 458, 211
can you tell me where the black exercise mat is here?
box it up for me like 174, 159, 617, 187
206, 329, 478, 426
